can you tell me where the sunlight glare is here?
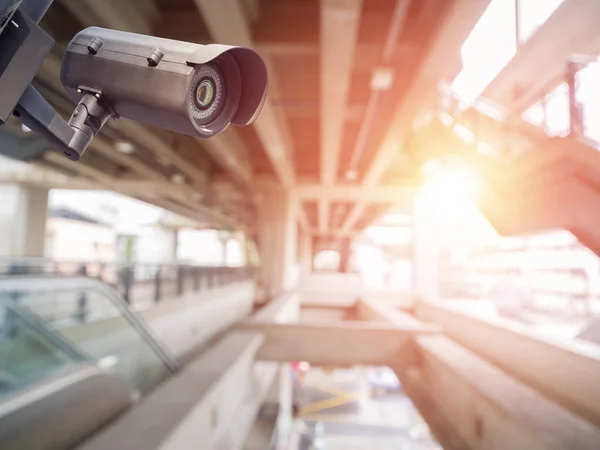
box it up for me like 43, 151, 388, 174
419, 166, 478, 211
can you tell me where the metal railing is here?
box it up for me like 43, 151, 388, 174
440, 264, 599, 318
0, 259, 257, 307
0, 276, 179, 395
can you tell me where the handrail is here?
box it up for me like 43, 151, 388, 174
0, 275, 179, 373
0, 260, 257, 305
1, 295, 90, 362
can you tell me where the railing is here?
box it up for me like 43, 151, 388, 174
440, 263, 599, 318
0, 276, 179, 397
0, 259, 257, 307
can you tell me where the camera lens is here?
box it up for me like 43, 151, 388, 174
189, 64, 225, 125
188, 55, 242, 136
196, 79, 215, 109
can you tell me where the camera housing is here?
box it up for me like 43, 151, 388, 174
61, 27, 268, 138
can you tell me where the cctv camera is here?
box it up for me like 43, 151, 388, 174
60, 27, 268, 138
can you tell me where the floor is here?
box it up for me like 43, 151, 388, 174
292, 367, 441, 450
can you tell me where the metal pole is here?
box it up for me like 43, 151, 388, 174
177, 266, 184, 296
122, 264, 132, 304
154, 267, 161, 303
567, 60, 584, 137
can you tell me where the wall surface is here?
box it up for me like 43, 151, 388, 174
0, 184, 48, 258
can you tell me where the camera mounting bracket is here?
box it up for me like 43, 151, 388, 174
14, 84, 114, 160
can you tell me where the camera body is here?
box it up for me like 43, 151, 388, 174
61, 27, 268, 138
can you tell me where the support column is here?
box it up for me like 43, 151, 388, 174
257, 184, 298, 298
299, 229, 312, 274
261, 363, 293, 446
171, 227, 179, 262
0, 184, 48, 258
412, 196, 441, 301
218, 233, 230, 267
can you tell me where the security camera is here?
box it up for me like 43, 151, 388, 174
0, 5, 268, 161
61, 27, 268, 139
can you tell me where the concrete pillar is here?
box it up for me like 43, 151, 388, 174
221, 238, 229, 266
257, 185, 298, 297
0, 184, 48, 258
171, 227, 179, 262
412, 196, 441, 301
261, 364, 293, 447
299, 229, 312, 274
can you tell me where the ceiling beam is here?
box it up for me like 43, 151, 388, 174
200, 132, 252, 186
295, 184, 415, 203
193, 0, 296, 186
237, 320, 437, 366
320, 0, 362, 186
59, 0, 153, 34
339, 0, 490, 234
42, 152, 243, 229
319, 0, 362, 236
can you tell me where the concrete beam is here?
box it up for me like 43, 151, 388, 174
42, 153, 243, 229
319, 0, 362, 236
193, 0, 296, 185
237, 320, 438, 366
251, 292, 301, 323
200, 132, 253, 186
339, 0, 490, 234
355, 297, 422, 328
294, 183, 415, 203
58, 0, 153, 34
360, 296, 600, 450
116, 121, 209, 187
320, 0, 362, 186
338, 200, 366, 235
394, 335, 600, 450
415, 301, 600, 428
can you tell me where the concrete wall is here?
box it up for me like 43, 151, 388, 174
0, 184, 48, 257
0, 366, 133, 450
298, 272, 363, 306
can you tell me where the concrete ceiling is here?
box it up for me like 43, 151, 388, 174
1, 0, 490, 237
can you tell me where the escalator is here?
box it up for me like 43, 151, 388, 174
0, 275, 179, 449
